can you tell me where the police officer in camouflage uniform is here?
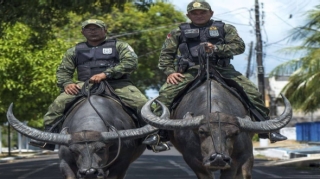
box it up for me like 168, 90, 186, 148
143, 0, 287, 152
32, 19, 148, 150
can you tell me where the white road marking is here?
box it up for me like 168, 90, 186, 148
169, 160, 196, 176
17, 163, 58, 179
253, 168, 283, 178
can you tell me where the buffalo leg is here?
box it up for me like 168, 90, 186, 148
183, 156, 214, 179
60, 159, 76, 179
240, 155, 253, 179
220, 167, 237, 179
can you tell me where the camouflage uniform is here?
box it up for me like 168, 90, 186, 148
143, 1, 285, 151
44, 39, 147, 126
156, 23, 269, 118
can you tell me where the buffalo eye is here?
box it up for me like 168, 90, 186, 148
198, 129, 209, 138
69, 147, 79, 155
228, 131, 240, 138
96, 147, 106, 154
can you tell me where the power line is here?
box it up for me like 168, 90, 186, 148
264, 33, 295, 47
109, 22, 181, 38
272, 13, 295, 28
214, 7, 255, 27
215, 7, 252, 16
266, 55, 292, 62
214, 18, 253, 27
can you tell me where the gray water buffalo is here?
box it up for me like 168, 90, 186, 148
7, 95, 158, 179
141, 80, 292, 179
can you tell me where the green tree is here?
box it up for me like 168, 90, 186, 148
0, 23, 72, 127
269, 5, 320, 113
54, 2, 186, 91
0, 0, 166, 46
105, 3, 186, 90
0, 2, 186, 126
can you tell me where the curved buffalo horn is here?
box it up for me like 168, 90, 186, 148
99, 100, 168, 141
237, 93, 292, 132
100, 124, 159, 141
7, 103, 71, 145
7, 103, 159, 144
141, 97, 205, 130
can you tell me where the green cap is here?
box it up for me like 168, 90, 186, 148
187, 1, 211, 12
81, 19, 106, 28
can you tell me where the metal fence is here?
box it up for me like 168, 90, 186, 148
296, 122, 320, 142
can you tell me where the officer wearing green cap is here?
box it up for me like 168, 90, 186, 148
81, 19, 106, 28
142, 0, 287, 152
31, 19, 148, 150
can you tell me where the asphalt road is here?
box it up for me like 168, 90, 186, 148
0, 148, 319, 179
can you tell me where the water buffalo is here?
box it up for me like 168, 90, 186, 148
7, 95, 158, 179
141, 80, 292, 179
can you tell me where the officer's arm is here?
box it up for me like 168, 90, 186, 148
214, 24, 245, 57
56, 47, 76, 91
158, 29, 180, 76
104, 41, 138, 79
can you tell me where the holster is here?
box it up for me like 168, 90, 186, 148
177, 57, 190, 73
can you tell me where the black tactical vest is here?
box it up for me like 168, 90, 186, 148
74, 39, 119, 81
178, 20, 226, 64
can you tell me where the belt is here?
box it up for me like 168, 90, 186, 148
211, 58, 230, 67
185, 57, 231, 68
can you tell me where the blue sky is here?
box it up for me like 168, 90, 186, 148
146, 0, 319, 98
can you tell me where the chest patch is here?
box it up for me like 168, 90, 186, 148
103, 48, 112, 54
209, 26, 219, 37
184, 29, 199, 34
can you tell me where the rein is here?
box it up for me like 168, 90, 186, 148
199, 44, 222, 154
80, 80, 122, 170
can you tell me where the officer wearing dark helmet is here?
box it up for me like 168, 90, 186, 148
143, 0, 287, 152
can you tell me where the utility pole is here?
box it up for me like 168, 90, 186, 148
255, 0, 265, 100
246, 41, 253, 78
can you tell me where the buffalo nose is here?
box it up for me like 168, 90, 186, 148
210, 153, 232, 164
210, 153, 218, 160
79, 168, 98, 176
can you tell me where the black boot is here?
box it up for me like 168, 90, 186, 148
29, 125, 56, 151
259, 131, 287, 143
254, 113, 288, 143
143, 129, 169, 145
143, 132, 170, 152
152, 142, 170, 152
142, 134, 159, 146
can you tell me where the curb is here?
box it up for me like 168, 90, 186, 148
0, 154, 37, 163
0, 150, 58, 163
263, 155, 320, 167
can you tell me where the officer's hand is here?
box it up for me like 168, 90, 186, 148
89, 73, 106, 84
64, 84, 80, 95
201, 42, 215, 53
167, 73, 185, 84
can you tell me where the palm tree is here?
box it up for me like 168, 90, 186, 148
269, 5, 320, 113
